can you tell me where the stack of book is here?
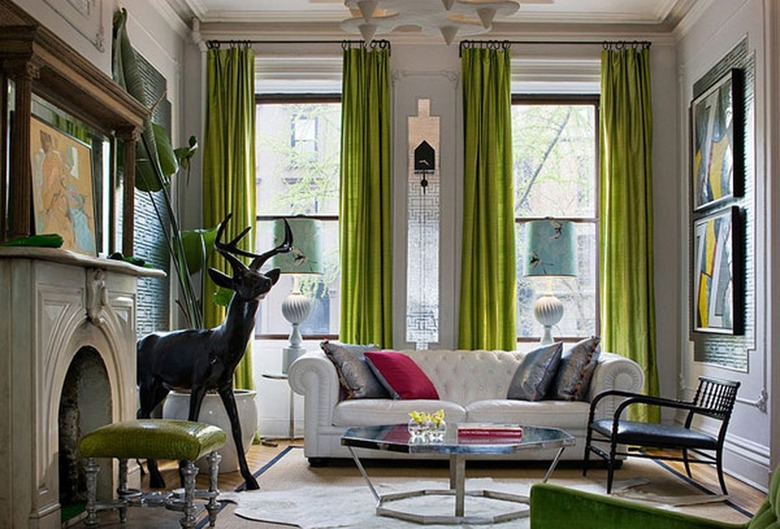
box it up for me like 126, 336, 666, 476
456, 424, 524, 442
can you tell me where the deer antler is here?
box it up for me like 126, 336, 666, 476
213, 214, 248, 273
213, 214, 294, 271
249, 219, 293, 270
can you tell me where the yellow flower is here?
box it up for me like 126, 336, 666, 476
409, 410, 424, 423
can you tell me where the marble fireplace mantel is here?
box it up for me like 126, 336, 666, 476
0, 248, 164, 528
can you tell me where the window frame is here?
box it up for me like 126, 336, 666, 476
254, 93, 342, 341
512, 93, 601, 343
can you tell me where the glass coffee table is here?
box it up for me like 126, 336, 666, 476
341, 423, 575, 525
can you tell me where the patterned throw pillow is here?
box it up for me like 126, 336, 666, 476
549, 336, 601, 401
320, 340, 389, 399
364, 351, 439, 400
507, 343, 563, 401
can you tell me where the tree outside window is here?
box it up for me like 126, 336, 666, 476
513, 96, 600, 341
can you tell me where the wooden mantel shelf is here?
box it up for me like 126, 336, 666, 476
0, 247, 166, 278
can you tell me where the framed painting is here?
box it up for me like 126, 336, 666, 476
30, 116, 98, 256
692, 206, 743, 335
691, 68, 744, 211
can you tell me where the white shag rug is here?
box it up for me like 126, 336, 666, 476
223, 476, 727, 529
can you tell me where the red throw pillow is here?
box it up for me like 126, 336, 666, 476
364, 351, 439, 400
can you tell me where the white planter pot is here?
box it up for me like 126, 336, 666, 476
162, 389, 257, 473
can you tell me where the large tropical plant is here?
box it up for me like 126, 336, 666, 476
112, 8, 216, 329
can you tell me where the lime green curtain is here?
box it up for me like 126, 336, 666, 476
203, 46, 257, 389
339, 45, 392, 347
458, 47, 516, 351
600, 46, 659, 422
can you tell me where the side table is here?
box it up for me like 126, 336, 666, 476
261, 372, 295, 440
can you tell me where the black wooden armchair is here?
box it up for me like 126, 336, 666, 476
583, 376, 740, 494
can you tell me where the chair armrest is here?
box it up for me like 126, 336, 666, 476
530, 484, 748, 529
288, 350, 341, 430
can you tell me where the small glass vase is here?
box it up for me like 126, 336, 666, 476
428, 419, 447, 442
408, 419, 426, 439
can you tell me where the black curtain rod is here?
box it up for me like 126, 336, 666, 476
206, 39, 391, 53
459, 39, 651, 56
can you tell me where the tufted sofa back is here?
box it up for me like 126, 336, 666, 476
402, 349, 525, 406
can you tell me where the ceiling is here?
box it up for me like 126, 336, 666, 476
171, 0, 702, 40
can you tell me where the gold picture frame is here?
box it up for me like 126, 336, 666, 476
30, 116, 97, 256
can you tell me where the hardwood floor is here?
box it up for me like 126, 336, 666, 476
641, 448, 765, 515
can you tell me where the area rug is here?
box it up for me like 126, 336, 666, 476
222, 447, 753, 529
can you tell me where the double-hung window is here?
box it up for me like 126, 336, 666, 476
513, 95, 600, 341
254, 95, 341, 339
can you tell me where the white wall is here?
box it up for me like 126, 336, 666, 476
675, 0, 774, 489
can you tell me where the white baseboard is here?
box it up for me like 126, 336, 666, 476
722, 435, 772, 492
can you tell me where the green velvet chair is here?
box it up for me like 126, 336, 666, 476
529, 463, 778, 529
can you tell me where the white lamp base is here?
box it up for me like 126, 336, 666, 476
533, 293, 564, 345
281, 275, 313, 373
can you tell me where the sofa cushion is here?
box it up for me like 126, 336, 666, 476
507, 343, 563, 401
321, 341, 389, 399
333, 399, 467, 427
365, 351, 439, 400
466, 399, 591, 431
550, 336, 601, 401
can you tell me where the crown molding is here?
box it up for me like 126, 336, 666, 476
153, 0, 194, 37
672, 0, 714, 41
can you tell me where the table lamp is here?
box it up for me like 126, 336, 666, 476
271, 218, 323, 372
524, 219, 577, 344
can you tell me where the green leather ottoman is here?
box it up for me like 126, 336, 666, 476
79, 419, 227, 529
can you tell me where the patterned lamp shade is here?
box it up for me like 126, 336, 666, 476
270, 218, 324, 275
524, 219, 577, 277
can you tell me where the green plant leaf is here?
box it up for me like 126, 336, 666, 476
154, 122, 179, 178
213, 287, 234, 307
175, 135, 199, 170
181, 227, 218, 274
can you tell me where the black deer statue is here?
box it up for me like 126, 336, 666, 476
137, 213, 292, 490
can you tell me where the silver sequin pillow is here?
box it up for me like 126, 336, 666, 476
549, 336, 601, 401
321, 341, 389, 399
507, 343, 563, 401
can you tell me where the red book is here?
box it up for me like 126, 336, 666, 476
457, 424, 523, 438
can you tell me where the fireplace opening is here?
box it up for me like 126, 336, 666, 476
58, 346, 112, 522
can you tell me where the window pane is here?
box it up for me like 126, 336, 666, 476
256, 103, 341, 216
255, 100, 341, 337
513, 104, 596, 218
254, 219, 340, 336
516, 222, 597, 338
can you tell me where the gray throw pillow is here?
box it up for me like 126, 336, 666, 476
507, 343, 563, 401
320, 340, 389, 399
549, 336, 601, 401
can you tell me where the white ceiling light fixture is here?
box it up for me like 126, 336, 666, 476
341, 0, 522, 45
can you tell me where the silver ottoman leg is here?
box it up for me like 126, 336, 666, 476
206, 451, 222, 527
84, 457, 100, 527
117, 458, 128, 524
179, 460, 198, 529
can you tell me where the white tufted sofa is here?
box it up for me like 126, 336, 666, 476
288, 348, 644, 464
